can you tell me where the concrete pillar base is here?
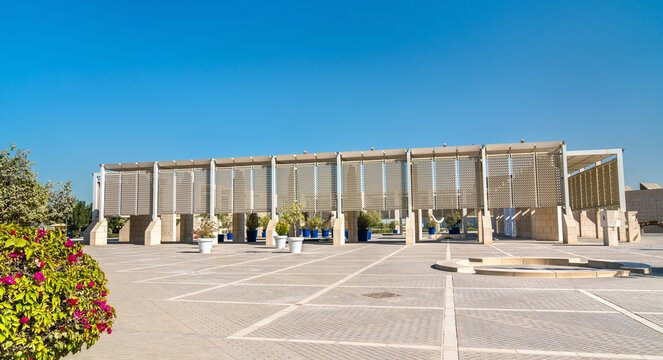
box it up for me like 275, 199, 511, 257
89, 219, 108, 246
160, 214, 177, 242
405, 214, 416, 245
462, 208, 468, 238
233, 213, 246, 243
266, 218, 276, 247
333, 214, 345, 246
477, 209, 493, 245
414, 209, 422, 243
346, 211, 358, 243
179, 214, 194, 243
129, 215, 152, 244
145, 218, 161, 246
626, 211, 641, 242
119, 220, 130, 242
562, 212, 579, 244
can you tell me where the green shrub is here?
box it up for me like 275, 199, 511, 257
320, 219, 332, 231
259, 215, 271, 229
246, 213, 260, 231
0, 224, 116, 359
193, 216, 218, 239
275, 221, 289, 236
388, 220, 399, 230
427, 216, 437, 229
444, 211, 462, 228
305, 216, 323, 230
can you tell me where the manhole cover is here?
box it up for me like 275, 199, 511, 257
362, 292, 400, 299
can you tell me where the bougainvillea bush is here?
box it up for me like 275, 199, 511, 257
0, 224, 115, 359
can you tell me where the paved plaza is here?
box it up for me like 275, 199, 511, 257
70, 235, 663, 359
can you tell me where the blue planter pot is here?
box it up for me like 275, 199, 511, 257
449, 227, 461, 235
368, 231, 372, 240
303, 229, 310, 237
311, 229, 319, 238
247, 229, 258, 242
298, 229, 302, 236
358, 229, 369, 242
217, 234, 225, 243
227, 233, 233, 241
428, 227, 435, 235
322, 229, 330, 237
393, 229, 398, 234
262, 230, 266, 238
345, 230, 348, 238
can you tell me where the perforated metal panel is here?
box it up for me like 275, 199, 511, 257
158, 170, 175, 214
568, 158, 619, 210
342, 161, 362, 211
535, 152, 562, 207
317, 162, 337, 211
233, 166, 252, 213
411, 158, 434, 210
193, 169, 210, 214
120, 172, 137, 215
253, 165, 271, 212
363, 161, 384, 210
104, 172, 121, 217
215, 167, 233, 213
486, 155, 512, 208
175, 170, 193, 214
276, 164, 296, 210
458, 156, 482, 209
589, 166, 598, 208
295, 164, 316, 211
597, 165, 607, 207
136, 171, 153, 215
434, 157, 457, 209
608, 160, 619, 205
384, 160, 406, 210
511, 153, 537, 208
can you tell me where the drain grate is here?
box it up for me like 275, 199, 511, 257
362, 292, 400, 299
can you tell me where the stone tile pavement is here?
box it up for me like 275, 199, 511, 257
69, 234, 663, 359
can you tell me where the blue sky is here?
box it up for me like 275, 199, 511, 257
1, 1, 661, 202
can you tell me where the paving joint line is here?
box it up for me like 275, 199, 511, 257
225, 335, 440, 351
442, 274, 458, 360
166, 244, 373, 301
578, 289, 663, 334
459, 346, 663, 359
230, 244, 408, 338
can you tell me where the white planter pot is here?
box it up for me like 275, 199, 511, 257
197, 238, 214, 253
274, 235, 287, 249
287, 237, 304, 253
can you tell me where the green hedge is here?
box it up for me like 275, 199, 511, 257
0, 224, 115, 359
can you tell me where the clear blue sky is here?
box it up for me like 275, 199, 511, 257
1, 1, 661, 202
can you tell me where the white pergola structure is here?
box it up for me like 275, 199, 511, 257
84, 141, 635, 247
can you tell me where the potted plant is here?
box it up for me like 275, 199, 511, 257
389, 220, 399, 234
217, 214, 230, 242
274, 220, 289, 249
246, 212, 260, 242
427, 215, 436, 235
307, 216, 323, 238
280, 201, 305, 253
193, 215, 218, 253
445, 211, 462, 234
357, 211, 371, 242
366, 210, 382, 240
259, 214, 271, 238
321, 218, 332, 238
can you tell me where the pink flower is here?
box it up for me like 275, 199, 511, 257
67, 255, 78, 264
1, 276, 16, 285
81, 318, 88, 324
102, 291, 107, 296
74, 309, 84, 319
84, 324, 90, 329
88, 281, 95, 288
107, 328, 112, 334
77, 250, 84, 256
64, 239, 74, 247
67, 298, 78, 306
76, 283, 82, 290
96, 322, 107, 331
33, 272, 45, 282
16, 273, 22, 278
10, 230, 16, 235
19, 316, 29, 325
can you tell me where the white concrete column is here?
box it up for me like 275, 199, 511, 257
336, 153, 342, 214
99, 165, 106, 221
480, 146, 488, 214
616, 149, 626, 212
406, 149, 413, 218
271, 156, 277, 218
152, 162, 159, 222
561, 142, 571, 215
210, 159, 216, 218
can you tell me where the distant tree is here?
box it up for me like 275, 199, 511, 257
69, 200, 92, 236
0, 144, 49, 226
46, 181, 77, 226
107, 217, 127, 235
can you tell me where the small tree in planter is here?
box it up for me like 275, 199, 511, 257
307, 216, 323, 238
259, 215, 271, 237
274, 220, 289, 249
356, 211, 371, 242
279, 202, 305, 253
0, 224, 116, 359
320, 218, 332, 238
216, 214, 230, 242
193, 216, 218, 253
389, 220, 400, 234
246, 213, 260, 242
445, 211, 463, 234
427, 215, 437, 234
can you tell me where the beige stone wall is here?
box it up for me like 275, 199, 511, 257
533, 206, 562, 241
627, 188, 663, 233
516, 208, 534, 239
129, 215, 152, 244
575, 210, 597, 238
160, 214, 177, 242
